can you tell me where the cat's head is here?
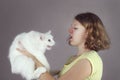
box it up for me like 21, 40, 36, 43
39, 30, 55, 50
26, 30, 55, 50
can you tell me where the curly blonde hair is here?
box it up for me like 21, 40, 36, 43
75, 12, 110, 51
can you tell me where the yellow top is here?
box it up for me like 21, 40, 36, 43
59, 50, 103, 80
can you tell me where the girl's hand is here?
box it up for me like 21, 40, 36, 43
16, 41, 44, 68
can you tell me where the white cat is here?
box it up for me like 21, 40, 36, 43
8, 30, 55, 80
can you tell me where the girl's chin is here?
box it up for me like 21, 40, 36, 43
69, 41, 78, 47
69, 41, 74, 46
68, 40, 72, 45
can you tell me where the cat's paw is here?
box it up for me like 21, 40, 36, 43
32, 67, 47, 79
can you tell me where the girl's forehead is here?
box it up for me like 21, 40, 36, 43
72, 20, 84, 27
73, 19, 79, 23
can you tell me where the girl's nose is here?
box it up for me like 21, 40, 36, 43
68, 27, 73, 34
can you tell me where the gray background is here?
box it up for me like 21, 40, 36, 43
0, 0, 120, 80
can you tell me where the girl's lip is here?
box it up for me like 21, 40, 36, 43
69, 36, 73, 40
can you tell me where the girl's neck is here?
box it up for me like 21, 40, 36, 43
77, 47, 91, 56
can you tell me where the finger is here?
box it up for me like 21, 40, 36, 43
16, 48, 25, 53
16, 48, 21, 51
18, 41, 26, 50
18, 41, 22, 47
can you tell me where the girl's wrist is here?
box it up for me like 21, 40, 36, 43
32, 56, 44, 68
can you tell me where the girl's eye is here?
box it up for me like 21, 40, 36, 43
73, 27, 78, 30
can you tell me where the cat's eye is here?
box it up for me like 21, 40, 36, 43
48, 39, 51, 42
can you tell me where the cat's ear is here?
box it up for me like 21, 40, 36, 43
46, 30, 51, 34
40, 34, 45, 41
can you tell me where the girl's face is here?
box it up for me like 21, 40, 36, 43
68, 19, 87, 47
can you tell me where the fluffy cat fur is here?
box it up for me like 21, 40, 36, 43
8, 30, 55, 80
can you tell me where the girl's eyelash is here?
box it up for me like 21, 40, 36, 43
74, 27, 78, 29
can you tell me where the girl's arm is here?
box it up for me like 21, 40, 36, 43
39, 59, 91, 80
17, 48, 43, 68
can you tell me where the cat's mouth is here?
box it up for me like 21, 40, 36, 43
47, 45, 52, 50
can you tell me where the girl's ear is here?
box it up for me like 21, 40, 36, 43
40, 34, 45, 41
46, 30, 51, 34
